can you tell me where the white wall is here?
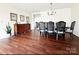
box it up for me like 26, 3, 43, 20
1, 3, 79, 39
31, 8, 71, 29
0, 4, 31, 39
31, 4, 79, 37
71, 4, 79, 37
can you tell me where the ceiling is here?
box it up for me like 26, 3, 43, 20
0, 3, 73, 13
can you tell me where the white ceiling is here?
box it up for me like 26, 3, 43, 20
0, 3, 73, 13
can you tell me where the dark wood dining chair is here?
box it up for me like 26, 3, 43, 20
66, 21, 76, 37
47, 21, 54, 37
34, 22, 39, 31
55, 21, 66, 40
39, 22, 46, 37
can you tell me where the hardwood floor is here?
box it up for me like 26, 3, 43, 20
0, 30, 79, 55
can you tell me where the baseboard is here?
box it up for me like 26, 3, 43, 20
73, 34, 79, 39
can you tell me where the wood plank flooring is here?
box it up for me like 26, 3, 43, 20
0, 30, 79, 55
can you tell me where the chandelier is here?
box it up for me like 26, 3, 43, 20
48, 3, 56, 15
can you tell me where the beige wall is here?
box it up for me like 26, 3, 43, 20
32, 8, 71, 29
71, 4, 79, 37
32, 6, 79, 37
0, 4, 31, 39
0, 3, 79, 39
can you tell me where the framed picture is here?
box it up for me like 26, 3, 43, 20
26, 16, 30, 23
20, 15, 25, 22
10, 13, 17, 21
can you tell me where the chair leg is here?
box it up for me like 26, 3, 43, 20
63, 34, 65, 39
44, 31, 46, 38
40, 32, 41, 36
70, 33, 73, 39
42, 33, 44, 37
70, 33, 71, 37
56, 34, 58, 40
47, 33, 49, 38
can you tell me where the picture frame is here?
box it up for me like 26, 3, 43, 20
10, 13, 17, 22
20, 15, 25, 22
26, 16, 30, 23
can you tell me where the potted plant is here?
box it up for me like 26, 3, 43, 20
6, 22, 12, 36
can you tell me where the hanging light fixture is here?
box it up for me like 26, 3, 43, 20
48, 3, 56, 15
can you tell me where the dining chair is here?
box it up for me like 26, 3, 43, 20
39, 22, 46, 37
66, 21, 76, 37
55, 21, 66, 40
47, 21, 54, 37
34, 22, 39, 31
